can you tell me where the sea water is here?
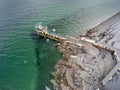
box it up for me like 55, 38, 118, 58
0, 0, 120, 90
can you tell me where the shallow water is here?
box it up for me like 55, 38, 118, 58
0, 0, 120, 90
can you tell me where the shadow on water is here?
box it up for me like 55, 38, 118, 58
31, 31, 42, 65
31, 31, 62, 90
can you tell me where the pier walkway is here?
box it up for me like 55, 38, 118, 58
35, 30, 83, 47
80, 37, 114, 52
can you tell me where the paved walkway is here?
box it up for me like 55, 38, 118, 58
102, 62, 120, 85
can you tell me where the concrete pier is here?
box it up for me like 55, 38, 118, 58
35, 30, 67, 42
35, 30, 83, 47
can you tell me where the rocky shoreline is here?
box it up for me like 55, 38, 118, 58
52, 38, 116, 90
52, 12, 120, 90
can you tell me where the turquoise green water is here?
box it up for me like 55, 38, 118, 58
0, 0, 120, 90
